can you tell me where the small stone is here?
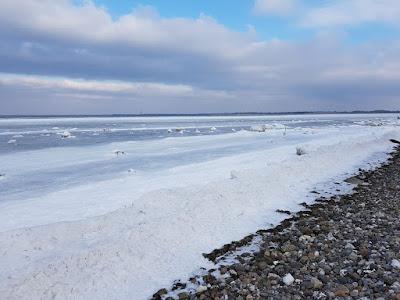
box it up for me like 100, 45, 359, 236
299, 235, 314, 243
282, 243, 297, 252
334, 285, 350, 297
196, 285, 207, 294
350, 289, 359, 297
310, 277, 323, 290
282, 273, 295, 286
360, 247, 369, 258
392, 259, 400, 269
345, 177, 365, 185
327, 232, 336, 241
258, 261, 268, 269
392, 294, 400, 300
391, 282, 400, 291
267, 273, 280, 279
153, 288, 168, 298
178, 292, 189, 300
246, 295, 254, 300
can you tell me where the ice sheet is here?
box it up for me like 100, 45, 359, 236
0, 115, 399, 300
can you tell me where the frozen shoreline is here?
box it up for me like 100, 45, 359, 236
0, 125, 399, 299
154, 146, 400, 299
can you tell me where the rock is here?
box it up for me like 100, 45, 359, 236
310, 277, 323, 289
392, 259, 400, 269
153, 288, 168, 298
299, 235, 313, 243
267, 272, 280, 279
327, 232, 336, 241
350, 289, 359, 297
196, 285, 207, 293
360, 247, 369, 258
113, 149, 126, 156
296, 146, 306, 156
345, 177, 365, 185
392, 282, 400, 292
258, 261, 268, 269
178, 292, 189, 300
281, 243, 297, 252
229, 269, 238, 276
282, 273, 295, 286
334, 285, 350, 297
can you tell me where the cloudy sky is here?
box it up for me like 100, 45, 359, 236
1, 0, 400, 115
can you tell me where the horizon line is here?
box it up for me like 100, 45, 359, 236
1, 110, 400, 118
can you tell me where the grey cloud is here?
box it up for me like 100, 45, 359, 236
0, 0, 399, 114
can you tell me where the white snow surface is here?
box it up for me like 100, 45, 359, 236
0, 119, 400, 300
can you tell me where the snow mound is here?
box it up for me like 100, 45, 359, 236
59, 131, 75, 138
250, 123, 287, 132
0, 125, 399, 300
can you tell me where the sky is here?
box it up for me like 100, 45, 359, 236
1, 0, 400, 115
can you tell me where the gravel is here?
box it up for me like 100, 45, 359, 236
152, 146, 400, 300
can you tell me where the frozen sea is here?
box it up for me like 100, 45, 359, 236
0, 113, 398, 206
0, 113, 400, 300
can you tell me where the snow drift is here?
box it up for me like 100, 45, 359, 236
0, 119, 399, 300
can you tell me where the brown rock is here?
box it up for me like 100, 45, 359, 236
334, 285, 350, 297
360, 247, 369, 258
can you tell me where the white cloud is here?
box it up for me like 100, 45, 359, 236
253, 0, 298, 16
0, 74, 193, 95
0, 0, 255, 60
303, 0, 400, 27
0, 0, 399, 113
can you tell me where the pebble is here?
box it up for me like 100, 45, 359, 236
334, 285, 350, 297
151, 147, 400, 299
196, 286, 207, 294
392, 259, 400, 269
310, 277, 323, 289
282, 273, 295, 286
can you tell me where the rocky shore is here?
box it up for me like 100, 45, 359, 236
152, 145, 400, 300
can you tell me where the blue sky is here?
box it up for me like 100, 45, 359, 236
91, 0, 307, 40
91, 0, 400, 42
1, 0, 400, 114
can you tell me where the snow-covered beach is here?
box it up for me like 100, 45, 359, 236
0, 114, 400, 299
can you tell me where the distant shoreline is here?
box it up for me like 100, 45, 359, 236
1, 110, 399, 119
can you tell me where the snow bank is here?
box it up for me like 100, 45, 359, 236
0, 126, 399, 300
249, 123, 286, 132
